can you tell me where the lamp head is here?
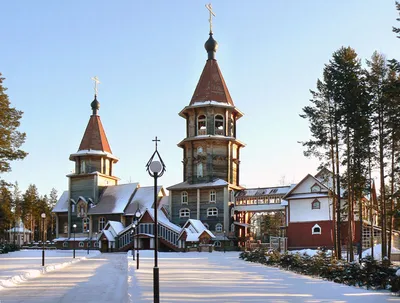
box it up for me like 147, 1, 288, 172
73, 224, 77, 228
41, 213, 46, 219
135, 208, 142, 219
149, 161, 162, 174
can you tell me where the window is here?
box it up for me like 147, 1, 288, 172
231, 223, 235, 232
209, 190, 216, 203
207, 207, 218, 217
63, 241, 68, 248
181, 191, 188, 204
98, 217, 106, 231
215, 115, 224, 135
311, 183, 321, 192
63, 222, 68, 233
215, 223, 223, 232
179, 208, 190, 218
80, 160, 86, 173
214, 241, 221, 247
204, 223, 209, 230
231, 207, 235, 217
197, 146, 203, 154
198, 115, 207, 135
94, 241, 98, 248
197, 162, 203, 178
312, 224, 322, 235
312, 199, 321, 210
79, 241, 84, 248
83, 218, 89, 232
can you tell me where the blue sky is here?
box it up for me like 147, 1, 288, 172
1, 0, 398, 197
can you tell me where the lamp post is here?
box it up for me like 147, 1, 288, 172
146, 136, 166, 303
223, 230, 226, 253
72, 224, 77, 258
41, 213, 46, 266
134, 207, 141, 270
87, 229, 90, 255
131, 224, 135, 261
95, 232, 98, 251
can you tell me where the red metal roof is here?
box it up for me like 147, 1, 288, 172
78, 115, 112, 153
190, 59, 234, 106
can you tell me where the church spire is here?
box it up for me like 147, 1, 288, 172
205, 3, 218, 60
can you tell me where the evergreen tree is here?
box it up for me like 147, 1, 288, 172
22, 185, 40, 241
0, 74, 27, 175
393, 2, 400, 38
0, 181, 14, 242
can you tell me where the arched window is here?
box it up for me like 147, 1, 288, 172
311, 183, 321, 192
179, 208, 190, 218
198, 115, 207, 135
63, 241, 68, 248
215, 115, 224, 135
215, 223, 223, 232
311, 199, 321, 210
231, 223, 235, 232
207, 207, 218, 217
80, 160, 86, 173
230, 207, 235, 217
79, 241, 84, 248
214, 241, 221, 247
312, 224, 322, 235
209, 190, 216, 203
63, 222, 68, 233
181, 191, 188, 204
98, 217, 106, 231
204, 223, 210, 230
197, 162, 203, 178
83, 218, 89, 233
197, 146, 203, 154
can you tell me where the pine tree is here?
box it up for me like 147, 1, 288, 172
22, 184, 40, 241
0, 74, 27, 175
393, 2, 400, 38
0, 181, 14, 242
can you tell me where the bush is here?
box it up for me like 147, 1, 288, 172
239, 249, 400, 292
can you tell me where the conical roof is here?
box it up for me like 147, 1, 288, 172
78, 114, 112, 153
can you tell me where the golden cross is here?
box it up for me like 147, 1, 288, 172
205, 3, 216, 33
91, 76, 100, 96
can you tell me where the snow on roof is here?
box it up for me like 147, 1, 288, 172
107, 221, 125, 235
102, 230, 115, 242
70, 149, 119, 161
186, 233, 201, 242
52, 191, 69, 213
88, 183, 138, 214
158, 195, 169, 210
236, 186, 291, 198
187, 219, 207, 233
234, 204, 285, 212
7, 227, 32, 233
167, 178, 228, 190
286, 193, 329, 200
124, 186, 162, 215
145, 209, 181, 233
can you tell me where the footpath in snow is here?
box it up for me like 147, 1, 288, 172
0, 249, 100, 290
128, 250, 400, 303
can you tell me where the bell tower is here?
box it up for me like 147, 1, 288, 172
178, 26, 245, 186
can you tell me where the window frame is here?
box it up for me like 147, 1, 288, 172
311, 199, 321, 210
197, 115, 207, 135
209, 190, 216, 203
312, 224, 322, 235
215, 223, 223, 232
98, 217, 106, 231
214, 114, 224, 135
207, 207, 218, 217
179, 208, 190, 218
197, 162, 203, 178
181, 191, 188, 204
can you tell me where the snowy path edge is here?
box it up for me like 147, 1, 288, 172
0, 251, 101, 291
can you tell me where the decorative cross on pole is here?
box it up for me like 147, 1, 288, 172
91, 76, 101, 97
205, 3, 216, 34
152, 136, 160, 151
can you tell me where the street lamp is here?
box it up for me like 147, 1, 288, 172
130, 224, 136, 261
94, 232, 98, 251
134, 207, 142, 270
72, 224, 77, 258
146, 136, 166, 303
87, 229, 90, 255
41, 213, 46, 266
223, 230, 226, 253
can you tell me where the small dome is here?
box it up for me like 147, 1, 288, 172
204, 33, 218, 59
91, 96, 100, 115
91, 96, 100, 111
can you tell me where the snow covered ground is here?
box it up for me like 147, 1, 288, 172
0, 249, 99, 290
128, 250, 399, 303
0, 249, 398, 302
